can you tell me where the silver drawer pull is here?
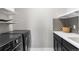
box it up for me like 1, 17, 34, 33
16, 40, 19, 43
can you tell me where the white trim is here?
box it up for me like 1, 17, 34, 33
57, 9, 79, 18
30, 48, 53, 51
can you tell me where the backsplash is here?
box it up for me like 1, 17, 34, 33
53, 16, 78, 33
53, 18, 63, 31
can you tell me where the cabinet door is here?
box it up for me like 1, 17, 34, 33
25, 31, 31, 51
61, 46, 68, 51
62, 38, 79, 51
54, 33, 62, 51
27, 33, 31, 51
12, 42, 23, 51
54, 37, 58, 51
57, 40, 62, 51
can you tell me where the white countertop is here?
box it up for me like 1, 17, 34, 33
53, 31, 79, 49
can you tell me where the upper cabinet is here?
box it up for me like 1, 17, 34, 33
58, 9, 79, 19
0, 8, 15, 15
60, 10, 79, 19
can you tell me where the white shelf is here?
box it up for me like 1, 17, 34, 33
0, 8, 15, 15
0, 22, 15, 24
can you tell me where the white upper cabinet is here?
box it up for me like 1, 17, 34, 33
0, 8, 15, 15
60, 11, 79, 19
58, 8, 79, 19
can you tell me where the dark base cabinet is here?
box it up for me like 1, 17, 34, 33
0, 35, 23, 51
54, 33, 62, 51
0, 30, 31, 51
54, 37, 58, 51
53, 33, 79, 51
4, 30, 31, 51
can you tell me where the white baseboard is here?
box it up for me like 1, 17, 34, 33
30, 48, 54, 51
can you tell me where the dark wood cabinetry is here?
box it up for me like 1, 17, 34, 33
53, 33, 79, 51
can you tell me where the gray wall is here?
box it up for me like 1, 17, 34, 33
53, 17, 78, 33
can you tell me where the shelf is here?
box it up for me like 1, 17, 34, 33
0, 8, 15, 15
0, 19, 11, 22
0, 19, 15, 24
0, 22, 15, 24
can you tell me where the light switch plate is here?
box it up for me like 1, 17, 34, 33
73, 25, 76, 29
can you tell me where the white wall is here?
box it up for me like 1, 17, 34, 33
27, 9, 53, 50
13, 9, 29, 30
13, 8, 78, 51
13, 8, 54, 50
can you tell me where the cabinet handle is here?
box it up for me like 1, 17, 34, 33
16, 40, 19, 43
